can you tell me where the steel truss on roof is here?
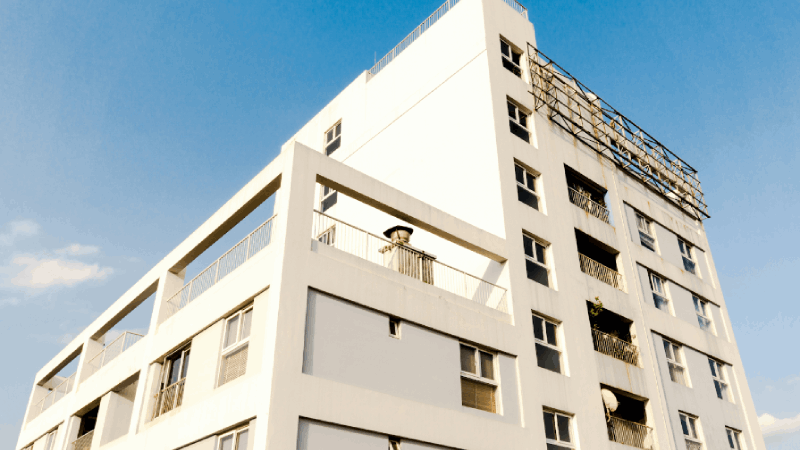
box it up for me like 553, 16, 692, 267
527, 45, 709, 220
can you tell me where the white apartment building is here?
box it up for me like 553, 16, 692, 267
15, 1, 766, 450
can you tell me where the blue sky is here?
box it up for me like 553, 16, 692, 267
1, 0, 798, 448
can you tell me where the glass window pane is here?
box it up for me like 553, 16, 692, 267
480, 351, 494, 380
727, 430, 735, 448
523, 235, 534, 257
515, 165, 524, 184
225, 315, 240, 347
715, 380, 724, 399
240, 309, 253, 340
672, 346, 682, 364
532, 316, 544, 341
708, 359, 717, 377
680, 415, 689, 436
236, 430, 249, 450
517, 186, 539, 210
501, 40, 510, 56
543, 411, 557, 440
536, 344, 561, 373
220, 435, 234, 450
526, 260, 549, 286
335, 122, 341, 136
519, 113, 527, 128
526, 172, 536, 190
326, 130, 333, 142
535, 243, 546, 264
507, 102, 516, 119
181, 351, 190, 379
460, 345, 476, 374
512, 51, 521, 65
663, 340, 672, 359
689, 418, 698, 438
545, 322, 557, 346
169, 359, 181, 385
557, 415, 571, 442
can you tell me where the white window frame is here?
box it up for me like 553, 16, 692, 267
679, 238, 697, 274
636, 213, 657, 252
693, 296, 714, 333
508, 100, 529, 131
680, 413, 702, 447
388, 437, 401, 450
515, 163, 540, 210
389, 317, 401, 339
500, 38, 523, 76
217, 426, 249, 450
523, 234, 549, 281
218, 306, 253, 386
320, 185, 338, 213
726, 428, 743, 450
543, 409, 575, 449
649, 272, 670, 313
532, 313, 562, 374
460, 343, 497, 384
43, 430, 57, 450
709, 358, 730, 402
324, 121, 342, 155
664, 340, 689, 386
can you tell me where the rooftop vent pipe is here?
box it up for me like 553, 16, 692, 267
383, 226, 414, 244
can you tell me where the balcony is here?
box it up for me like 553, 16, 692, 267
566, 168, 610, 223
580, 254, 624, 290
576, 230, 623, 291
569, 187, 610, 223
152, 378, 185, 419
607, 417, 654, 450
312, 211, 508, 313
592, 329, 639, 366
163, 214, 277, 320
27, 372, 75, 420
71, 431, 93, 450
83, 332, 144, 380
588, 302, 638, 365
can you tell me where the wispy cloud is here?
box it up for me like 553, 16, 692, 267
55, 244, 100, 256
0, 298, 21, 307
0, 220, 40, 246
8, 256, 113, 288
760, 412, 800, 437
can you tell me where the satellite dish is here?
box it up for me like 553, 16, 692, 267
601, 388, 619, 413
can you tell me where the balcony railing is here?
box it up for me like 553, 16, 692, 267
685, 439, 703, 450
312, 211, 508, 313
579, 254, 624, 291
83, 332, 144, 380
71, 431, 94, 450
607, 416, 654, 450
152, 378, 186, 419
163, 215, 277, 320
592, 329, 639, 366
501, 0, 528, 17
28, 372, 76, 421
569, 187, 610, 223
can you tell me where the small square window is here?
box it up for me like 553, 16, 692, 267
726, 428, 743, 450
636, 213, 656, 252
524, 234, 549, 287
500, 38, 523, 77
389, 318, 401, 338
324, 121, 342, 155
543, 410, 574, 449
515, 163, 540, 210
218, 427, 249, 450
508, 100, 530, 142
679, 239, 697, 274
680, 413, 703, 449
533, 314, 562, 374
649, 272, 670, 313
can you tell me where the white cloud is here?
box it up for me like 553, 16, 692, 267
55, 244, 100, 256
9, 256, 113, 288
0, 220, 40, 246
0, 297, 20, 307
760, 412, 800, 437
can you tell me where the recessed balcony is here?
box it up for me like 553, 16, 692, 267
576, 230, 624, 291
27, 372, 76, 421
82, 331, 144, 381
566, 167, 610, 224
588, 302, 639, 365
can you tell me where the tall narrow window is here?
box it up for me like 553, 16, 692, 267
43, 430, 57, 450
709, 359, 730, 402
543, 410, 574, 450
680, 413, 702, 450
664, 340, 689, 387
508, 100, 530, 142
679, 239, 696, 274
636, 213, 656, 252
153, 345, 191, 418
324, 121, 342, 155
515, 163, 540, 210
389, 317, 401, 339
500, 39, 522, 77
693, 296, 713, 333
320, 185, 338, 213
726, 428, 743, 450
459, 344, 497, 413
649, 272, 670, 312
524, 234, 549, 287
532, 314, 562, 373
218, 426, 249, 450
219, 306, 253, 386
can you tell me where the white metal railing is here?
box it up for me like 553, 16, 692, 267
569, 187, 610, 223
163, 215, 277, 320
312, 211, 508, 313
152, 378, 186, 419
669, 362, 688, 386
592, 329, 639, 366
607, 416, 654, 450
28, 372, 76, 420
501, 0, 528, 18
71, 430, 94, 450
83, 332, 144, 380
685, 439, 703, 450
579, 254, 624, 291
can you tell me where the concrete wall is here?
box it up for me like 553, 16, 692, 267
298, 419, 453, 450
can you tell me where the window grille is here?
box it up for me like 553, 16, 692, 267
515, 164, 540, 210
709, 359, 730, 402
543, 410, 574, 450
218, 306, 253, 386
459, 344, 497, 413
636, 213, 656, 252
523, 234, 549, 287
501, 39, 522, 77
664, 340, 689, 386
532, 314, 561, 373
508, 100, 530, 142
324, 121, 342, 155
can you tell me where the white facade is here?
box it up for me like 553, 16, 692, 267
16, 1, 765, 450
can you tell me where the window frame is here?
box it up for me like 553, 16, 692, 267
709, 358, 730, 402
678, 238, 697, 274
389, 317, 401, 339
500, 38, 523, 77
515, 163, 540, 211
162, 345, 191, 388
649, 272, 670, 313
693, 296, 714, 333
459, 343, 498, 413
320, 184, 338, 213
218, 306, 253, 386
532, 313, 562, 374
217, 426, 249, 450
507, 99, 530, 142
388, 437, 401, 450
543, 409, 575, 449
679, 412, 702, 446
726, 428, 743, 450
664, 339, 689, 386
523, 233, 550, 287
43, 430, 57, 450
635, 213, 657, 252
324, 121, 342, 156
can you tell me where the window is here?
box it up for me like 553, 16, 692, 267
543, 410, 574, 450
515, 164, 540, 210
709, 359, 730, 402
532, 314, 561, 373
389, 318, 401, 339
43, 430, 57, 450
320, 185, 338, 213
524, 234, 549, 287
679, 239, 696, 274
693, 296, 713, 332
388, 437, 401, 450
649, 272, 669, 312
219, 306, 253, 386
218, 426, 249, 450
726, 428, 743, 450
500, 39, 522, 77
636, 213, 656, 252
153, 345, 191, 418
460, 344, 497, 413
680, 413, 702, 449
664, 340, 688, 386
507, 100, 530, 142
324, 121, 342, 155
